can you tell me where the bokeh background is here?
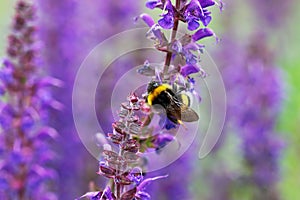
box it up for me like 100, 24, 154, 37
1, 0, 300, 199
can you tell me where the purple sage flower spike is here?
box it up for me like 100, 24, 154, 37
0, 1, 58, 199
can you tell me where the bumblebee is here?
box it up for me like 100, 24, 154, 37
146, 81, 199, 124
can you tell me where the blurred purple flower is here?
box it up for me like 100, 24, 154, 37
251, 0, 293, 28
0, 1, 58, 199
236, 41, 283, 188
38, 1, 96, 199
38, 0, 141, 199
221, 34, 284, 197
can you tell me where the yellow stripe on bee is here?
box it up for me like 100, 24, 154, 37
180, 94, 190, 106
147, 84, 170, 105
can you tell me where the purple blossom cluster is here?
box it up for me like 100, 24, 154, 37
237, 38, 283, 188
79, 94, 168, 199
0, 1, 60, 199
136, 0, 220, 160
205, 0, 291, 197
146, 0, 218, 31
221, 35, 284, 198
137, 0, 221, 103
38, 1, 141, 199
80, 0, 220, 199
37, 1, 98, 198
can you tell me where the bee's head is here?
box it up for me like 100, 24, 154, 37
147, 81, 160, 93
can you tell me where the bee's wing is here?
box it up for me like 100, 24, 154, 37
167, 92, 199, 122
163, 92, 182, 123
180, 105, 199, 122
176, 92, 199, 122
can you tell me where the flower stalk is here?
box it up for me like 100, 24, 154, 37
0, 1, 60, 199
163, 0, 181, 76
79, 0, 220, 199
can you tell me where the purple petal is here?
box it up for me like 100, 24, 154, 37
183, 49, 198, 65
146, 0, 162, 9
138, 13, 155, 27
192, 88, 202, 102
171, 40, 183, 53
165, 0, 174, 11
159, 116, 178, 130
0, 104, 14, 130
21, 115, 34, 131
192, 28, 214, 41
76, 191, 102, 200
188, 77, 196, 84
146, 24, 168, 46
128, 167, 144, 185
185, 42, 203, 51
39, 76, 64, 87
200, 15, 212, 26
136, 191, 151, 200
30, 165, 58, 180
36, 126, 58, 140
158, 14, 174, 29
104, 187, 115, 200
137, 175, 168, 192
219, 0, 224, 11
180, 64, 200, 77
187, 18, 200, 31
186, 0, 202, 17
154, 133, 174, 147
198, 0, 215, 8
0, 84, 5, 96
0, 61, 14, 85
184, 0, 203, 27
0, 178, 8, 190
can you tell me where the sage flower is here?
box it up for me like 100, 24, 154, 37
0, 1, 59, 199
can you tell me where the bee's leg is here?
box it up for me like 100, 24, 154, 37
177, 120, 187, 130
